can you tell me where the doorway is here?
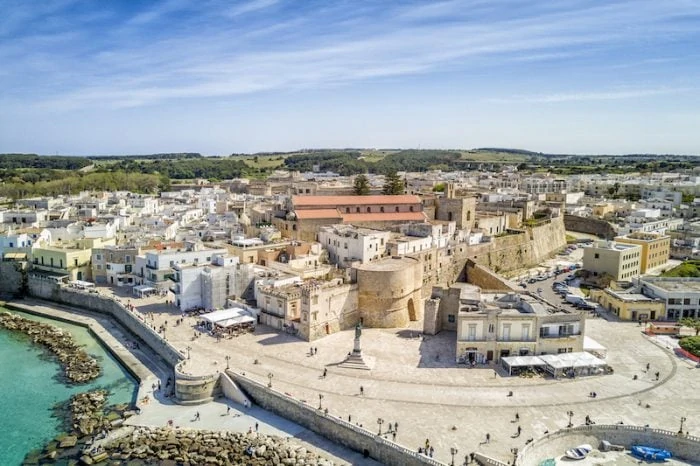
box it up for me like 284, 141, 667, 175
407, 298, 417, 321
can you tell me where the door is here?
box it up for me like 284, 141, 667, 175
77, 271, 83, 280
486, 350, 494, 362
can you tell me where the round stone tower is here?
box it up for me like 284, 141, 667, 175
356, 256, 423, 328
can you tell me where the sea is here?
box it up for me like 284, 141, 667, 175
0, 307, 138, 465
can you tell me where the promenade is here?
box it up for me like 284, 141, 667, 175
91, 285, 700, 465
14, 286, 700, 465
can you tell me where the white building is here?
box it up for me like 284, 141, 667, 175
318, 225, 391, 267
171, 253, 240, 311
582, 241, 642, 282
639, 277, 700, 320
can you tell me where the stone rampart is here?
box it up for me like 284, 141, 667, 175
27, 276, 183, 367
465, 260, 519, 291
230, 372, 446, 466
517, 425, 700, 466
564, 215, 616, 239
0, 261, 25, 297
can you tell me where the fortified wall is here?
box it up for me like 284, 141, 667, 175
26, 275, 218, 404
564, 214, 617, 239
230, 372, 445, 466
0, 261, 26, 297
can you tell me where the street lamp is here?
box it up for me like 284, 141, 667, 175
225, 355, 231, 369
567, 410, 574, 428
318, 393, 324, 410
450, 447, 458, 466
377, 418, 384, 435
186, 345, 192, 360
267, 372, 273, 388
679, 416, 687, 435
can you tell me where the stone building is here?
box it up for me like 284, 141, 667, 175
453, 289, 585, 364
582, 241, 642, 282
356, 256, 423, 328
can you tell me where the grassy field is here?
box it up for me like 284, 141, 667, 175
239, 154, 288, 170
661, 260, 700, 278
459, 150, 529, 162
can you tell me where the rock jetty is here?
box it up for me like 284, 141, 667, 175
99, 427, 336, 465
0, 311, 100, 383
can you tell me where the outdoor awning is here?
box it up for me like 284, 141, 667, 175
3, 252, 27, 260
501, 355, 545, 367
70, 280, 94, 288
200, 308, 255, 328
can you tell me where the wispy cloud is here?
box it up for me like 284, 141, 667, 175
2, 0, 700, 110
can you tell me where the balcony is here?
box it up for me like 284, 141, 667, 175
539, 332, 581, 339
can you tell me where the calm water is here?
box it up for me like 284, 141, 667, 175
0, 308, 138, 465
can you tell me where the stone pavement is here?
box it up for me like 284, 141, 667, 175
98, 283, 700, 465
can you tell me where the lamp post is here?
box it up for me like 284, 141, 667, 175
186, 345, 192, 360
267, 372, 273, 388
567, 410, 574, 428
318, 394, 324, 410
450, 447, 458, 466
679, 416, 687, 435
225, 355, 231, 369
377, 418, 384, 435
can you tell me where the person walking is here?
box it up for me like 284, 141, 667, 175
323, 368, 327, 378
227, 406, 231, 414
515, 412, 519, 422
360, 386, 364, 396
517, 425, 522, 436
485, 433, 490, 443
255, 422, 259, 432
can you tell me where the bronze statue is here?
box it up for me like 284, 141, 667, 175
355, 322, 362, 339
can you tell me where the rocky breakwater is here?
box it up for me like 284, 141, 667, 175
0, 311, 100, 383
24, 389, 134, 465
101, 427, 337, 466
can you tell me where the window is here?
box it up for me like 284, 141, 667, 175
125, 265, 132, 273
468, 324, 476, 341
106, 264, 111, 270
96, 254, 102, 260
380, 206, 385, 213
503, 324, 511, 340
594, 253, 600, 259
367, 207, 371, 213
488, 323, 495, 333
448, 314, 455, 323
125, 255, 131, 263
96, 265, 102, 270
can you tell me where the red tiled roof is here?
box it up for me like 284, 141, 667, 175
293, 195, 420, 207
295, 209, 343, 220
341, 212, 427, 222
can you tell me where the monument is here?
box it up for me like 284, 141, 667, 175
340, 322, 373, 370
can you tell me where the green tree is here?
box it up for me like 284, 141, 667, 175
679, 318, 700, 336
382, 171, 404, 195
433, 182, 446, 192
353, 174, 370, 195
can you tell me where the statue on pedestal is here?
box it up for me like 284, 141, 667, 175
355, 322, 362, 340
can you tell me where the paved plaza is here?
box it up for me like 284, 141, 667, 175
93, 284, 700, 465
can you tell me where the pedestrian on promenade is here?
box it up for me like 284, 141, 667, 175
255, 422, 259, 432
429, 446, 434, 457
485, 433, 490, 443
360, 386, 364, 396
646, 362, 650, 371
323, 368, 327, 378
392, 431, 396, 441
348, 414, 352, 422
517, 426, 522, 436
394, 421, 398, 432
515, 412, 519, 422
227, 406, 231, 414
314, 347, 318, 355
655, 371, 660, 380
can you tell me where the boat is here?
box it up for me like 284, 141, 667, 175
631, 445, 672, 461
565, 444, 592, 460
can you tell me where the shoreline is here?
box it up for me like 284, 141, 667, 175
5, 299, 377, 466
0, 311, 100, 384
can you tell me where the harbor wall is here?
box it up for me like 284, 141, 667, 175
230, 371, 446, 466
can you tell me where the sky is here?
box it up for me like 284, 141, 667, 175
1, 0, 700, 155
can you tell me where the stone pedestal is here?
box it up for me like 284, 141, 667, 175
340, 337, 373, 370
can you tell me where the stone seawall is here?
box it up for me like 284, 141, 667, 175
517, 425, 700, 466
230, 372, 446, 466
28, 276, 183, 368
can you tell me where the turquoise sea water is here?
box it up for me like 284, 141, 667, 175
0, 308, 138, 465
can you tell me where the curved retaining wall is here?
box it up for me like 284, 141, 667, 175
516, 425, 700, 466
230, 372, 446, 466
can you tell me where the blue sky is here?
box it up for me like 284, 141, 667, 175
1, 0, 700, 155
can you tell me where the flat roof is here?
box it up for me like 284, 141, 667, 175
342, 212, 427, 222
643, 278, 700, 293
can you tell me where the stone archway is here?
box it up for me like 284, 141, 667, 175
407, 298, 417, 321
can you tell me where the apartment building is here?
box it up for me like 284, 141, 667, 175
582, 241, 642, 281
171, 253, 239, 311
614, 232, 670, 273
91, 245, 141, 286
639, 277, 700, 320
318, 225, 391, 267
456, 290, 585, 363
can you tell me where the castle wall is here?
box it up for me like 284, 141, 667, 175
564, 214, 617, 239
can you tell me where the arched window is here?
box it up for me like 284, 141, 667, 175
367, 207, 371, 213
380, 206, 385, 213
346, 207, 350, 213
356, 207, 360, 213
410, 206, 414, 212
395, 206, 399, 212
